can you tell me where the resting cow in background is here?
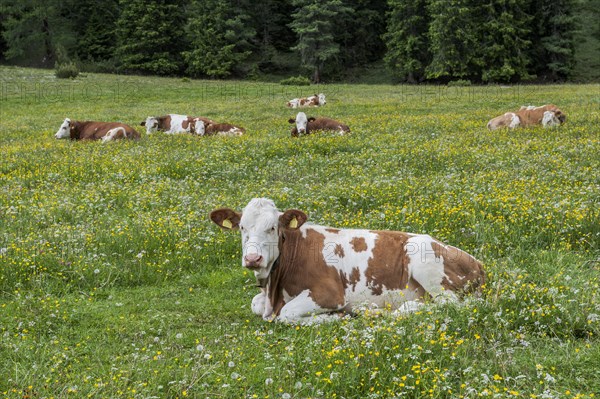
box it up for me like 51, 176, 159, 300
288, 112, 350, 137
286, 93, 326, 108
141, 114, 214, 134
192, 118, 245, 137
210, 198, 486, 324
55, 118, 140, 142
487, 104, 566, 130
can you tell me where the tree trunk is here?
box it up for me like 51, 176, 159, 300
42, 17, 53, 67
313, 66, 321, 83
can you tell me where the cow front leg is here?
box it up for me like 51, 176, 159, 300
251, 290, 267, 316
276, 290, 342, 324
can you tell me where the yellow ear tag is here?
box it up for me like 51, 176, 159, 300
222, 219, 233, 229
289, 217, 298, 229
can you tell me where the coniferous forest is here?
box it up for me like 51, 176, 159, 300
0, 0, 598, 83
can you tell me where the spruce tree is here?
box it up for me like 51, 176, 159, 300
247, 0, 295, 72
76, 0, 119, 61
479, 0, 533, 82
289, 0, 353, 83
183, 0, 255, 78
383, 0, 430, 83
1, 0, 76, 67
530, 0, 578, 80
338, 0, 388, 68
425, 0, 481, 81
115, 0, 184, 75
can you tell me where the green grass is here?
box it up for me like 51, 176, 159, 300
0, 66, 599, 399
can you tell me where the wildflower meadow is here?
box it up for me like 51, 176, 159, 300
0, 67, 599, 398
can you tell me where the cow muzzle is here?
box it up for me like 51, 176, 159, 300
244, 253, 264, 269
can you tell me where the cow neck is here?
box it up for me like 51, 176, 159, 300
264, 229, 303, 310
255, 257, 279, 289
70, 124, 80, 140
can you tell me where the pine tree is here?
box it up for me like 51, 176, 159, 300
75, 0, 119, 61
1, 0, 76, 67
246, 0, 295, 73
479, 0, 533, 83
289, 0, 353, 83
338, 0, 388, 68
183, 0, 255, 78
425, 0, 481, 81
0, 13, 7, 62
529, 0, 578, 80
115, 0, 184, 75
383, 0, 430, 83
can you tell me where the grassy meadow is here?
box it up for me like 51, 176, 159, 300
0, 66, 599, 399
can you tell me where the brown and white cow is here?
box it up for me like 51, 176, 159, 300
289, 112, 350, 137
210, 198, 485, 324
487, 104, 566, 130
55, 118, 140, 142
192, 119, 245, 137
141, 114, 215, 135
286, 93, 326, 109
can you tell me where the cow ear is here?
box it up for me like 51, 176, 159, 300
210, 208, 241, 230
279, 209, 308, 230
288, 118, 296, 124
140, 121, 146, 126
307, 117, 316, 122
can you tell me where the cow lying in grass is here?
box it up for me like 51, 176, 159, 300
192, 119, 245, 137
289, 112, 350, 137
286, 93, 326, 108
487, 104, 566, 130
211, 198, 486, 324
55, 118, 140, 142
141, 114, 214, 135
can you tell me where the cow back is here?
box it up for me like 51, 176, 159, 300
308, 118, 350, 133
71, 121, 139, 140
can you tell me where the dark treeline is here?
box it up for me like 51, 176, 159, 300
1, 0, 598, 83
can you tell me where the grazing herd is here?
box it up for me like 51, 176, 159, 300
50, 89, 568, 323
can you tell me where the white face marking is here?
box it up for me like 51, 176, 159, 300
144, 117, 159, 134
318, 93, 326, 105
193, 119, 206, 136
238, 198, 281, 279
542, 110, 559, 127
295, 112, 308, 134
55, 118, 71, 139
166, 114, 190, 134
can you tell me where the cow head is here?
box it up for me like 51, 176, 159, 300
542, 106, 566, 127
193, 119, 206, 136
288, 112, 316, 135
141, 117, 159, 134
55, 118, 71, 139
548, 106, 566, 125
318, 93, 326, 105
210, 198, 308, 281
